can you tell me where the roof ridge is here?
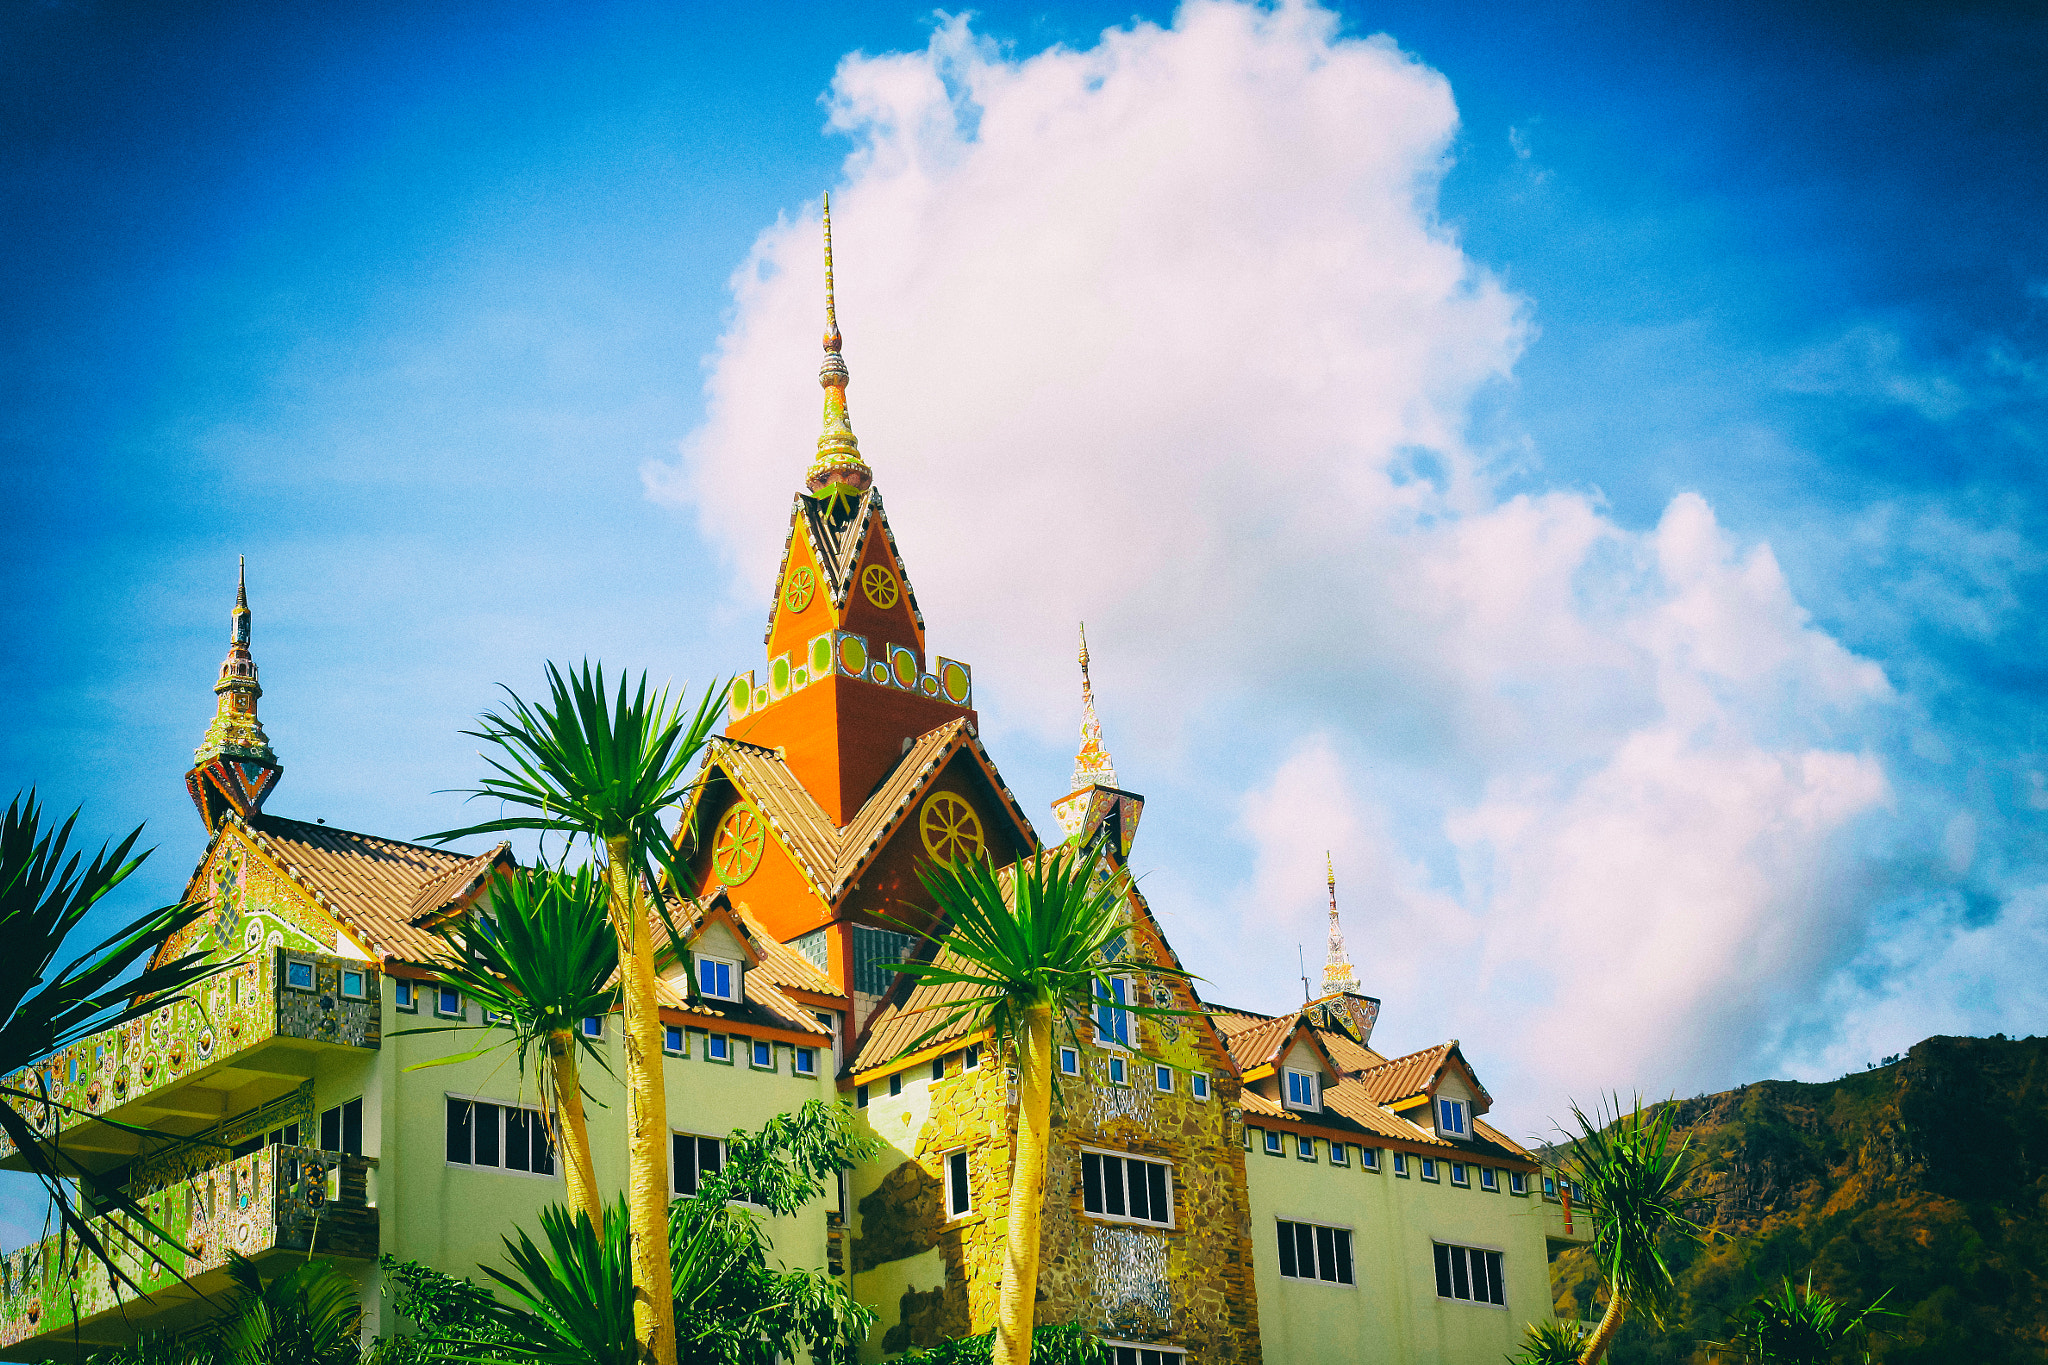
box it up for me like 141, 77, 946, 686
254, 812, 475, 862
1357, 1040, 1453, 1076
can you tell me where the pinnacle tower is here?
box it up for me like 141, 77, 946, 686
805, 192, 871, 498
1322, 853, 1358, 996
1070, 623, 1119, 792
186, 557, 282, 829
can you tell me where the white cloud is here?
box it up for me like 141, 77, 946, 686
648, 0, 1958, 1130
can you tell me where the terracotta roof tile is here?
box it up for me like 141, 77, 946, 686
849, 941, 986, 1074
733, 908, 843, 1000
244, 814, 504, 964
1354, 1042, 1456, 1107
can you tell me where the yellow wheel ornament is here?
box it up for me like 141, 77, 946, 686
861, 563, 900, 609
712, 805, 767, 885
784, 566, 816, 613
919, 792, 984, 866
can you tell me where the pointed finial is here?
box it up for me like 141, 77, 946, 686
1070, 622, 1119, 792
807, 192, 870, 496
1327, 850, 1335, 888
195, 560, 275, 767
1322, 854, 1357, 996
236, 554, 248, 609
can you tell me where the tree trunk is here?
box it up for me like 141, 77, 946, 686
547, 1027, 602, 1227
606, 836, 676, 1365
992, 1004, 1053, 1365
1578, 1286, 1626, 1365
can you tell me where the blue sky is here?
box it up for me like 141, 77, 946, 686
3, 0, 2045, 1242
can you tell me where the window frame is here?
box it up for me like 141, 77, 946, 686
963, 1043, 981, 1071
1106, 1055, 1128, 1087
697, 955, 738, 1003
1094, 976, 1133, 1048
340, 969, 366, 999
705, 1033, 732, 1065
1329, 1141, 1349, 1167
943, 1147, 972, 1220
1432, 1241, 1508, 1309
1190, 1072, 1210, 1100
435, 985, 463, 1018
1275, 1216, 1357, 1287
1480, 1166, 1499, 1192
392, 979, 417, 1012
1283, 1068, 1321, 1112
1509, 1171, 1528, 1196
794, 1046, 818, 1076
750, 1038, 776, 1072
670, 1130, 726, 1198
1451, 1161, 1470, 1187
1421, 1157, 1440, 1182
1102, 1343, 1187, 1365
1154, 1065, 1174, 1094
1262, 1129, 1285, 1156
1359, 1146, 1380, 1172
1078, 1145, 1176, 1229
580, 1015, 603, 1039
443, 1093, 558, 1178
1392, 1152, 1409, 1178
1295, 1134, 1316, 1162
663, 1024, 686, 1056
1059, 1046, 1080, 1077
285, 957, 317, 993
1438, 1096, 1469, 1137
318, 1097, 363, 1157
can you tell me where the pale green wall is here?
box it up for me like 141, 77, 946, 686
1245, 1131, 1555, 1365
367, 993, 838, 1336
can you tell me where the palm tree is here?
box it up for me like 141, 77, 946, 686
393, 862, 621, 1226
1511, 1319, 1591, 1365
88, 1254, 368, 1365
429, 663, 723, 1365
1707, 1274, 1894, 1364
0, 791, 228, 1291
1554, 1096, 1710, 1365
891, 849, 1191, 1365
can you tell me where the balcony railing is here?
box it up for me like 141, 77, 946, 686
0, 1145, 378, 1353
0, 950, 379, 1165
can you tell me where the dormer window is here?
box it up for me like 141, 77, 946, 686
1284, 1068, 1320, 1112
698, 956, 738, 1002
1437, 1098, 1469, 1138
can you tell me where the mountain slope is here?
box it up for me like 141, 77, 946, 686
1550, 1034, 2048, 1363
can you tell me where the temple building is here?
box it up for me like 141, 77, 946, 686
0, 202, 1585, 1365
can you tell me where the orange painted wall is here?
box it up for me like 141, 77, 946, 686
835, 520, 924, 666
729, 675, 974, 827
765, 527, 828, 662
685, 777, 833, 949
833, 754, 1037, 936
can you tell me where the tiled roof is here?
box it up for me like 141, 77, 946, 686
848, 940, 987, 1074
698, 719, 1037, 903
651, 969, 830, 1038
733, 907, 843, 1000
1354, 1042, 1456, 1106
1220, 1014, 1297, 1073
243, 814, 507, 964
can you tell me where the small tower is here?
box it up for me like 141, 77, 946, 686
1322, 853, 1358, 996
186, 558, 282, 830
1052, 624, 1143, 857
806, 191, 872, 503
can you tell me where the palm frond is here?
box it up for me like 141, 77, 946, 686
1553, 1094, 1710, 1331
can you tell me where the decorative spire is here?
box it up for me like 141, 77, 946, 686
195, 557, 275, 768
1070, 622, 1119, 792
1322, 853, 1358, 996
805, 192, 872, 497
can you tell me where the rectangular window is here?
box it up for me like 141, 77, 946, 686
1393, 1152, 1409, 1177
318, 1098, 363, 1156
1284, 1069, 1319, 1110
1263, 1129, 1284, 1156
933, 1057, 947, 1082
445, 1096, 555, 1175
436, 985, 462, 1017
393, 979, 416, 1011
698, 957, 735, 1001
1421, 1158, 1439, 1182
1296, 1135, 1315, 1162
1439, 1097, 1468, 1136
1480, 1167, 1498, 1192
889, 1072, 903, 1097
1433, 1243, 1506, 1306
1543, 1175, 1557, 1199
795, 1047, 817, 1076
1276, 1219, 1355, 1285
1329, 1142, 1349, 1167
1451, 1162, 1469, 1187
963, 1043, 981, 1071
945, 1149, 971, 1218
1191, 1073, 1210, 1100
267, 1123, 300, 1147
663, 1025, 685, 1055
286, 959, 316, 991
1107, 1056, 1128, 1086
340, 969, 365, 999
1094, 977, 1131, 1047
1080, 1150, 1173, 1226
706, 1034, 731, 1063
751, 1039, 774, 1070
1107, 1346, 1186, 1365
671, 1133, 725, 1197
1155, 1065, 1174, 1093
856, 1084, 869, 1108
581, 1016, 602, 1038
1360, 1146, 1380, 1171
1059, 1047, 1080, 1077
1509, 1172, 1527, 1196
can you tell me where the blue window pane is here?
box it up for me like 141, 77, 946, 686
286, 961, 314, 990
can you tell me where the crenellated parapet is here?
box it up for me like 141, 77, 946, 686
727, 629, 973, 722
0, 949, 379, 1164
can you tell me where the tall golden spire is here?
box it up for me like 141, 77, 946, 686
1322, 853, 1358, 996
188, 557, 283, 828
806, 192, 871, 496
1070, 623, 1119, 791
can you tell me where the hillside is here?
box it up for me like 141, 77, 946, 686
1549, 1034, 2048, 1363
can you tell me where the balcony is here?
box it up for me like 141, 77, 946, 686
0, 950, 379, 1171
1542, 1182, 1594, 1250
0, 1145, 378, 1357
